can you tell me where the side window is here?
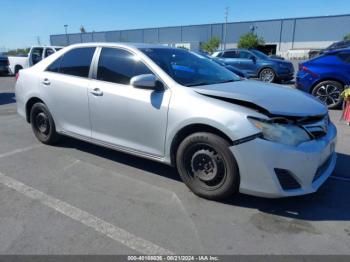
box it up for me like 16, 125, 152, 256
97, 48, 152, 85
222, 51, 238, 58
46, 56, 63, 73
239, 51, 253, 59
337, 52, 350, 63
45, 48, 55, 58
32, 48, 44, 65
59, 47, 96, 78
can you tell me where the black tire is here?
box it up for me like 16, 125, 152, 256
312, 80, 344, 109
176, 132, 239, 200
259, 67, 276, 83
14, 65, 23, 74
30, 102, 59, 145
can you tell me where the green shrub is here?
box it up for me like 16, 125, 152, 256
237, 32, 265, 49
201, 37, 221, 54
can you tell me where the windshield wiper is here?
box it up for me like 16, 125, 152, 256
187, 82, 211, 87
218, 79, 237, 84
187, 79, 237, 87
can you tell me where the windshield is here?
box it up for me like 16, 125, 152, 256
141, 48, 241, 87
251, 50, 269, 59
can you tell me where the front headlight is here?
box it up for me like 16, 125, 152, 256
248, 117, 311, 146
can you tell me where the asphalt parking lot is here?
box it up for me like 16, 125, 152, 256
0, 76, 349, 255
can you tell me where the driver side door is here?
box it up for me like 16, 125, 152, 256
88, 47, 171, 157
236, 51, 257, 76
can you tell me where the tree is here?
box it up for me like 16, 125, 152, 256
6, 48, 30, 56
201, 37, 220, 54
343, 34, 350, 41
237, 32, 265, 49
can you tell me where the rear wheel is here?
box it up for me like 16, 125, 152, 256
30, 102, 59, 145
176, 132, 239, 200
312, 80, 344, 109
259, 68, 276, 83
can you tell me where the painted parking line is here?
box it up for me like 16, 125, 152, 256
0, 172, 174, 255
0, 145, 43, 159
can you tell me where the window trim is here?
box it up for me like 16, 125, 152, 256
91, 46, 167, 89
44, 47, 98, 80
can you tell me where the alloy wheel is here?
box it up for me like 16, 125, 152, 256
260, 68, 275, 83
315, 84, 341, 107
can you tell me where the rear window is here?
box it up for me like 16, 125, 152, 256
46, 47, 95, 78
46, 56, 63, 73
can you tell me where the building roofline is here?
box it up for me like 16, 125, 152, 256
50, 13, 350, 37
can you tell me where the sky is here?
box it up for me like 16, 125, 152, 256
1, 0, 350, 50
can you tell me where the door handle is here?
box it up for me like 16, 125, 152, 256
42, 78, 51, 85
90, 88, 103, 96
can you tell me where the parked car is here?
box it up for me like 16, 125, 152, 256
212, 49, 294, 83
199, 53, 248, 78
8, 46, 63, 75
269, 55, 285, 60
16, 43, 336, 200
321, 40, 350, 54
0, 54, 9, 75
296, 48, 350, 109
309, 40, 350, 58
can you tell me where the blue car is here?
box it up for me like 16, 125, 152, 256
296, 48, 350, 109
212, 49, 294, 83
199, 53, 248, 78
0, 54, 9, 75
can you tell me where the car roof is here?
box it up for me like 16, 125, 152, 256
325, 47, 350, 54
66, 42, 176, 50
223, 48, 255, 52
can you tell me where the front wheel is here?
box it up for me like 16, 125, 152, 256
176, 132, 239, 200
312, 80, 344, 109
30, 102, 59, 145
259, 68, 276, 83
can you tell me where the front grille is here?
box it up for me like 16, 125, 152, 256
313, 155, 333, 182
275, 169, 301, 190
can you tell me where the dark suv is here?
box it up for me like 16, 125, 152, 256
212, 49, 294, 83
0, 54, 9, 75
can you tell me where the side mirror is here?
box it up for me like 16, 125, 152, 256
130, 74, 164, 91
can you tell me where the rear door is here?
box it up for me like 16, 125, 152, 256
41, 47, 96, 137
337, 51, 350, 83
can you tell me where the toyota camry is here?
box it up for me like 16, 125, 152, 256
15, 43, 337, 200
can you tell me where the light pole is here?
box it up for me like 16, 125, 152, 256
223, 7, 229, 51
64, 24, 69, 46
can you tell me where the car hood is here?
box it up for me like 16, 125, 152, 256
193, 80, 327, 117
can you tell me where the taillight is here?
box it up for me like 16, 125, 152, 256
15, 72, 19, 81
299, 65, 318, 77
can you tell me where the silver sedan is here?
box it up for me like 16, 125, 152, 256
15, 43, 337, 200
